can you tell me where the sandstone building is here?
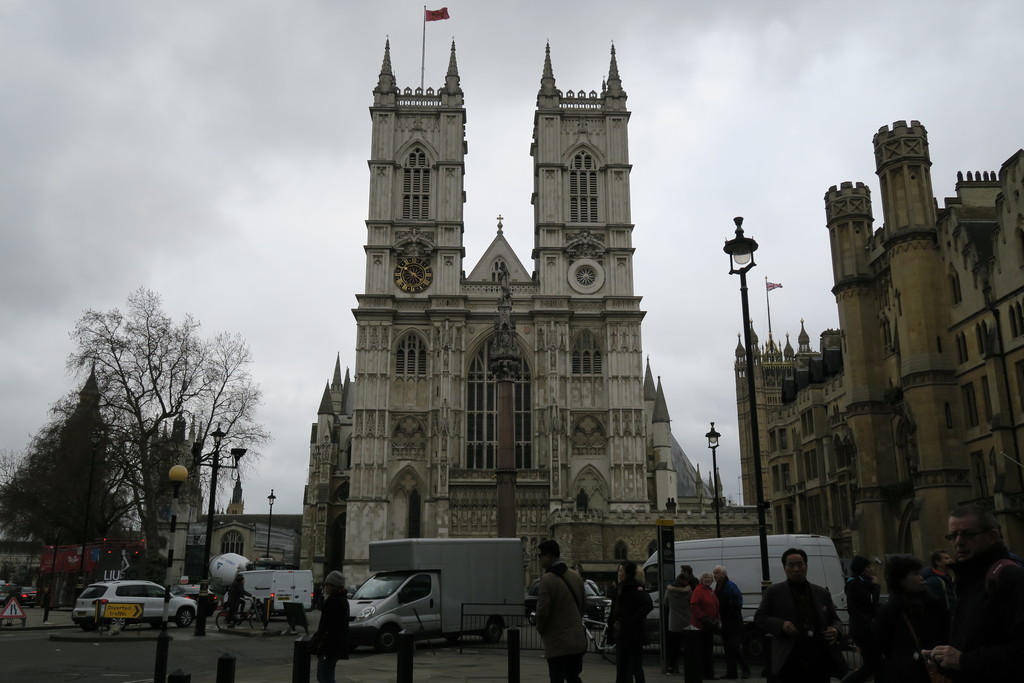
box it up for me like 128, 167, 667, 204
735, 122, 1024, 560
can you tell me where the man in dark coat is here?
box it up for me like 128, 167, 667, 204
922, 505, 1024, 682
754, 547, 844, 683
842, 555, 883, 683
713, 565, 751, 679
224, 574, 252, 627
536, 539, 587, 683
311, 570, 350, 683
920, 548, 956, 611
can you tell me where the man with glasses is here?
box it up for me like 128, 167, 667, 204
922, 504, 1024, 682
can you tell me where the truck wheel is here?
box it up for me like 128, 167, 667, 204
481, 617, 504, 643
375, 624, 400, 653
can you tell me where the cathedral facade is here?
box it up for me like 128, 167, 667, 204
301, 42, 756, 587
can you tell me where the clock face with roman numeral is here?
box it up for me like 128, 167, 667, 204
393, 256, 433, 293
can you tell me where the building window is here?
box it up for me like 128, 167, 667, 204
961, 383, 979, 428
569, 151, 598, 222
395, 334, 427, 376
571, 331, 603, 375
950, 270, 962, 304
970, 451, 989, 499
945, 402, 954, 429
402, 148, 430, 220
804, 448, 819, 480
220, 530, 244, 556
465, 344, 532, 469
779, 429, 788, 450
614, 540, 628, 560
782, 463, 792, 488
408, 489, 421, 539
980, 376, 993, 422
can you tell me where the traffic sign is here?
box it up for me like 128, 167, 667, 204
1, 597, 26, 620
103, 602, 143, 619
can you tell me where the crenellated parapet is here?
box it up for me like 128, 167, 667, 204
825, 181, 873, 224
873, 119, 930, 170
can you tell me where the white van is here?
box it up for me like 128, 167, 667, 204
240, 569, 313, 614
641, 534, 848, 658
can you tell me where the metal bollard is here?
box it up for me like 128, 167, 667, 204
153, 627, 171, 683
216, 652, 236, 683
397, 632, 415, 683
168, 669, 191, 683
293, 636, 312, 683
507, 627, 520, 683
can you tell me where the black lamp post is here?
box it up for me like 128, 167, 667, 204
77, 430, 103, 590
154, 464, 188, 683
706, 422, 722, 538
266, 489, 276, 559
724, 216, 771, 593
192, 424, 246, 636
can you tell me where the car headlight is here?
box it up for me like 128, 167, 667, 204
356, 605, 376, 619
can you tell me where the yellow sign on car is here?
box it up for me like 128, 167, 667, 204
103, 602, 143, 619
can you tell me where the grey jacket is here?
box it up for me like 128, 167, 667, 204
536, 562, 588, 658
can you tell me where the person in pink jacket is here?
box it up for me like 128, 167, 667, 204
691, 572, 721, 679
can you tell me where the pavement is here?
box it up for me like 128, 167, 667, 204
5, 608, 772, 682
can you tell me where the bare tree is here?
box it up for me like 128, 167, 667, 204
66, 288, 269, 565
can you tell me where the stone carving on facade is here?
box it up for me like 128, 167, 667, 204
565, 230, 607, 260
394, 226, 436, 257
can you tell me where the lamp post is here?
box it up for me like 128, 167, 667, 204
192, 424, 246, 636
706, 422, 722, 538
266, 489, 276, 560
155, 464, 188, 683
78, 430, 103, 590
724, 216, 771, 593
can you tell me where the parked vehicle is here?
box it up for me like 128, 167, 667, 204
16, 586, 37, 607
641, 533, 848, 658
524, 577, 611, 622
170, 583, 220, 609
72, 580, 196, 630
349, 538, 523, 652
239, 569, 313, 614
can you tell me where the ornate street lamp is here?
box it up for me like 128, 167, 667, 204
706, 422, 722, 538
724, 216, 771, 593
266, 489, 276, 559
155, 464, 188, 683
191, 424, 246, 636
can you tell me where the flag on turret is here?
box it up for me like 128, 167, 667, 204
425, 7, 450, 21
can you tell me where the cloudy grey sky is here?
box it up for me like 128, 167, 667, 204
3, 1, 1023, 516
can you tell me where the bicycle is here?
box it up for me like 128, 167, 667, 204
215, 595, 265, 630
583, 616, 615, 663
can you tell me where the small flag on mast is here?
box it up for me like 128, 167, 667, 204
766, 281, 783, 291
425, 7, 450, 21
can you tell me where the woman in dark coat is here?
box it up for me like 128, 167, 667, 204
875, 555, 949, 683
311, 570, 350, 683
609, 561, 654, 683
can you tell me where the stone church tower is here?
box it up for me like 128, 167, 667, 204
301, 42, 750, 586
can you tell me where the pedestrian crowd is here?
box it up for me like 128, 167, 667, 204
535, 503, 1024, 683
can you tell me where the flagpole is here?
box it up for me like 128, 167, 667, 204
421, 6, 427, 90
765, 277, 773, 340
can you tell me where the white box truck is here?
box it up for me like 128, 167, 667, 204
641, 534, 848, 659
349, 538, 524, 652
240, 568, 313, 614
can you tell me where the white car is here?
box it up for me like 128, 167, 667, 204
73, 580, 196, 630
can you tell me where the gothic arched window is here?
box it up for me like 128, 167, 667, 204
571, 330, 603, 375
465, 345, 532, 469
569, 151, 598, 222
402, 148, 430, 220
220, 530, 244, 556
395, 334, 427, 376
408, 489, 422, 538
613, 540, 628, 560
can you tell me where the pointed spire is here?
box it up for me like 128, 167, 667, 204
653, 376, 671, 423
604, 42, 626, 104
735, 333, 745, 359
231, 475, 243, 505
318, 382, 333, 416
445, 40, 462, 93
643, 356, 657, 401
375, 38, 396, 96
784, 333, 795, 359
331, 354, 343, 391
798, 318, 811, 352
537, 42, 560, 106
81, 363, 100, 399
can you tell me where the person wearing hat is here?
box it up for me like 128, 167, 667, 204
843, 556, 883, 683
310, 570, 349, 683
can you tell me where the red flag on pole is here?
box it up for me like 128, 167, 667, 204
766, 281, 783, 291
425, 7, 450, 21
